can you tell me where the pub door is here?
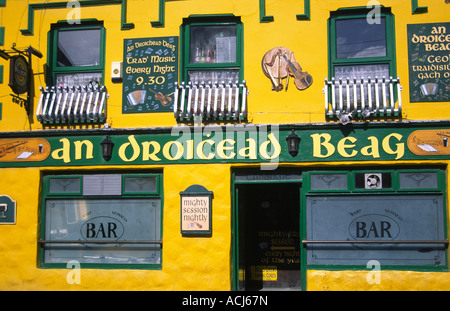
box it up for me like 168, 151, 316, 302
236, 183, 301, 290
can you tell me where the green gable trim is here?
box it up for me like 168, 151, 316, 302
150, 0, 165, 28
260, 0, 310, 23
20, 0, 133, 36
411, 0, 428, 14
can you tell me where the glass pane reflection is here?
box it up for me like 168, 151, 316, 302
336, 18, 386, 59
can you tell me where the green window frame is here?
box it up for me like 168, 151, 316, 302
303, 167, 448, 272
180, 15, 244, 84
47, 20, 106, 87
38, 172, 163, 270
328, 7, 397, 80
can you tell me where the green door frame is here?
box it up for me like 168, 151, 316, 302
231, 170, 305, 291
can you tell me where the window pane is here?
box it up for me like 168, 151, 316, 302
334, 64, 389, 80
44, 199, 161, 265
124, 177, 157, 193
333, 64, 390, 108
399, 172, 438, 189
57, 29, 101, 67
190, 25, 237, 64
336, 18, 386, 58
55, 72, 102, 88
49, 178, 80, 194
310, 174, 347, 190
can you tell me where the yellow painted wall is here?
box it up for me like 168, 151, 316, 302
0, 0, 449, 131
0, 0, 449, 291
0, 163, 233, 290
1, 160, 450, 290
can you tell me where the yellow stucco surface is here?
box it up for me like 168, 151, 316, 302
0, 0, 449, 291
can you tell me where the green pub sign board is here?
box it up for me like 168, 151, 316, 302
407, 22, 450, 102
123, 36, 179, 113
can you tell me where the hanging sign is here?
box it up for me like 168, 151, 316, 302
407, 22, 450, 102
180, 185, 213, 236
9, 55, 29, 95
122, 36, 178, 114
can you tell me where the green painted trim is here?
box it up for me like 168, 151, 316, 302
259, 0, 274, 23
260, 0, 310, 23
296, 0, 310, 21
0, 27, 4, 46
0, 0, 5, 7
39, 172, 164, 270
20, 0, 133, 36
411, 0, 428, 14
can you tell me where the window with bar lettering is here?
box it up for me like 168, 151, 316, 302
39, 173, 163, 269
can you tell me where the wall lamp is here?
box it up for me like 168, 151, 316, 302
286, 129, 301, 157
101, 136, 114, 161
26, 45, 43, 59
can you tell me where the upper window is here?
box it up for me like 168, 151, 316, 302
325, 7, 401, 121
174, 15, 247, 122
181, 15, 243, 84
37, 21, 108, 124
48, 21, 105, 88
329, 7, 396, 81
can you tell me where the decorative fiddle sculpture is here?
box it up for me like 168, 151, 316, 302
262, 47, 313, 91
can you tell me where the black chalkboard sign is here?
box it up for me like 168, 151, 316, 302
407, 23, 450, 103
122, 36, 178, 113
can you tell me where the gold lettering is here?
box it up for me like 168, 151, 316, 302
196, 140, 215, 160
142, 141, 161, 161
238, 138, 257, 159
74, 140, 93, 160
259, 133, 281, 160
216, 139, 236, 159
51, 138, 71, 163
163, 141, 184, 160
118, 135, 140, 162
337, 137, 358, 158
311, 133, 335, 158
382, 133, 404, 160
360, 136, 380, 158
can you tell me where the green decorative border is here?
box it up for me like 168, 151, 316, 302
20, 0, 134, 36
150, 0, 165, 28
260, 0, 310, 23
411, 0, 428, 14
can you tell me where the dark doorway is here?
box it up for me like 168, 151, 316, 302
236, 183, 301, 290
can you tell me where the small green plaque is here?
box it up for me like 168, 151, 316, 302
0, 195, 16, 224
